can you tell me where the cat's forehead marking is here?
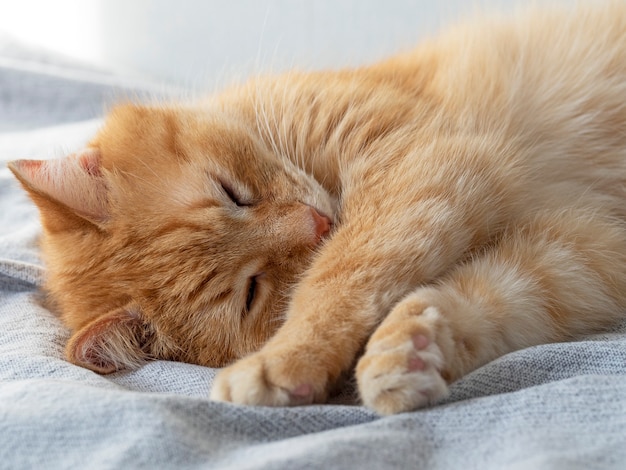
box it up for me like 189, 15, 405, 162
165, 171, 210, 208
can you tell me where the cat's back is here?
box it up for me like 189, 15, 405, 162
379, 2, 626, 122
371, 3, 626, 183
332, 3, 626, 221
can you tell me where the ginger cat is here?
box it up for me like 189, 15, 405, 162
9, 3, 626, 414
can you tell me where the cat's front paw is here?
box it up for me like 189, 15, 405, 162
356, 305, 449, 415
209, 350, 329, 407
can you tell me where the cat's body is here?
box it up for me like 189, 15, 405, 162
9, 3, 626, 414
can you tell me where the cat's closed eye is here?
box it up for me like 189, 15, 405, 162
220, 180, 250, 207
245, 274, 260, 313
245, 272, 268, 317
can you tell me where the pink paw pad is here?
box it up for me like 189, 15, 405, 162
412, 334, 430, 350
407, 334, 430, 372
407, 356, 426, 371
290, 383, 313, 398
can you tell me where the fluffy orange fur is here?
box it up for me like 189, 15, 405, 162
9, 2, 626, 414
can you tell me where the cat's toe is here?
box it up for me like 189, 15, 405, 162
209, 354, 320, 407
210, 356, 288, 406
356, 312, 449, 415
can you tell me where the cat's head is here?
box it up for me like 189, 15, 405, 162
9, 103, 336, 373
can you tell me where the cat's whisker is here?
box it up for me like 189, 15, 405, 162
255, 80, 282, 159
278, 68, 294, 163
266, 84, 283, 159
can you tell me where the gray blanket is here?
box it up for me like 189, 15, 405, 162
1, 37, 625, 470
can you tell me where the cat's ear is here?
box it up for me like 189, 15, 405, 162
8, 148, 109, 230
65, 303, 154, 374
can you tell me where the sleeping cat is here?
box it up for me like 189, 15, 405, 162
8, 2, 626, 415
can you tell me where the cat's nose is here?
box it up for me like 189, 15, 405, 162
309, 206, 332, 242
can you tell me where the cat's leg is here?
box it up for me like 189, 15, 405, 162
356, 209, 626, 414
210, 151, 520, 407
209, 194, 493, 406
209, 207, 477, 406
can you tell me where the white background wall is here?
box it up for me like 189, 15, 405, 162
0, 0, 576, 88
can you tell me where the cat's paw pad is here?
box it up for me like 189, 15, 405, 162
356, 308, 449, 415
209, 353, 321, 407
